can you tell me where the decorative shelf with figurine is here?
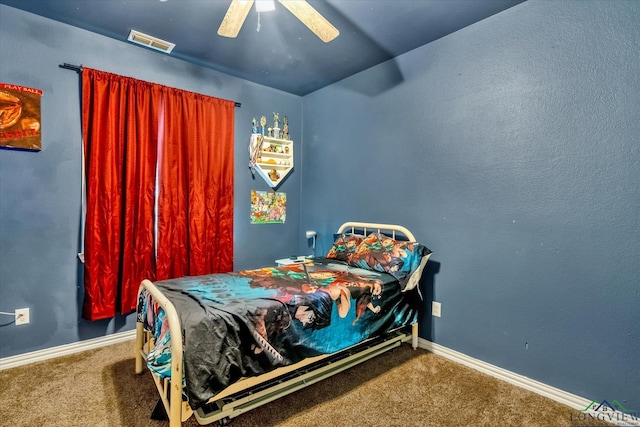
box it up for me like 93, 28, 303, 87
249, 113, 293, 189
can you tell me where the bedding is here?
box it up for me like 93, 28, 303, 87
138, 257, 419, 410
326, 233, 363, 262
348, 232, 432, 291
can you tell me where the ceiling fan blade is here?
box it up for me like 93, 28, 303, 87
278, 0, 339, 43
218, 0, 255, 38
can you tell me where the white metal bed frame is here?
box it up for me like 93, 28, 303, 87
135, 222, 423, 426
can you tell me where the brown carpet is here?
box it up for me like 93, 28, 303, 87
0, 340, 610, 427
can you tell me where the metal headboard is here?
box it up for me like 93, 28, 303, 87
336, 222, 416, 242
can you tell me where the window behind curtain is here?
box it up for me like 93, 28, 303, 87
81, 68, 234, 321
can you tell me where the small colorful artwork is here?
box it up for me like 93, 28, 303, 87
0, 83, 43, 151
251, 190, 286, 224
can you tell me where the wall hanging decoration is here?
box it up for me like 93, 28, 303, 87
251, 190, 286, 224
249, 113, 293, 189
0, 83, 43, 151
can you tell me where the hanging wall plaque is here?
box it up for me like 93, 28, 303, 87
249, 133, 294, 189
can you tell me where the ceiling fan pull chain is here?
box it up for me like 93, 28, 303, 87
257, 12, 261, 32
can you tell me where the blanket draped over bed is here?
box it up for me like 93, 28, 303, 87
138, 257, 419, 409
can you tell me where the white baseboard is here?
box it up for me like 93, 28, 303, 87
0, 329, 136, 371
418, 338, 640, 426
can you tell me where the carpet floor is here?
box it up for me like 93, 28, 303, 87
0, 340, 611, 426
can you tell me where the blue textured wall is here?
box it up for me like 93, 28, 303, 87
0, 5, 302, 357
1, 0, 638, 410
301, 0, 639, 409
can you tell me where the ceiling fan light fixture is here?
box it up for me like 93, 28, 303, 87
218, 0, 338, 42
255, 0, 275, 13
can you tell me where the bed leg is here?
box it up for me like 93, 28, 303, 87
135, 321, 145, 374
412, 322, 418, 350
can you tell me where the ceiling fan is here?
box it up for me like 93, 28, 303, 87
218, 0, 339, 43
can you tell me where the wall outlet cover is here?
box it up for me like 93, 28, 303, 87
15, 308, 30, 325
432, 301, 441, 317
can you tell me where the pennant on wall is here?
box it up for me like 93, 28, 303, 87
0, 83, 43, 151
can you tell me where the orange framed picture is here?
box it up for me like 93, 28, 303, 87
0, 82, 43, 151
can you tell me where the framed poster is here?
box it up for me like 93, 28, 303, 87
0, 83, 43, 151
251, 190, 286, 224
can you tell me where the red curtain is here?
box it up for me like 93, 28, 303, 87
81, 68, 234, 320
156, 88, 234, 279
82, 69, 160, 320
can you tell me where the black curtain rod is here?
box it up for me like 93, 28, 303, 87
60, 63, 82, 73
59, 63, 241, 108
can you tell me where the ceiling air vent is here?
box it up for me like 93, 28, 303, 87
127, 30, 175, 54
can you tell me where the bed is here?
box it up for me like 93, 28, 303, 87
135, 222, 432, 426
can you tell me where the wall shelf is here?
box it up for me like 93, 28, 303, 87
249, 134, 293, 189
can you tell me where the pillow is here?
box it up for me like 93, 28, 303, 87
326, 233, 364, 262
348, 232, 432, 290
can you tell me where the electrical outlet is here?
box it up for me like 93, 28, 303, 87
15, 308, 30, 325
432, 301, 441, 318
